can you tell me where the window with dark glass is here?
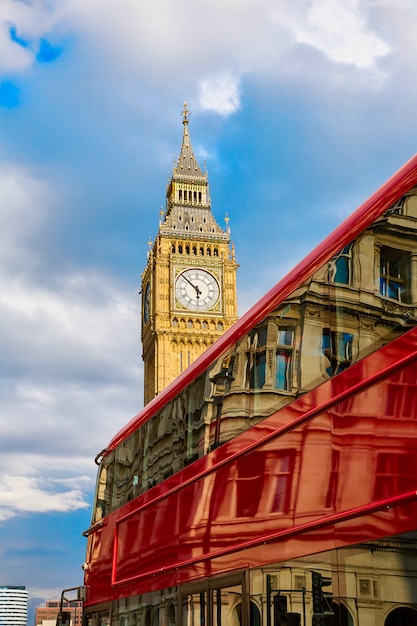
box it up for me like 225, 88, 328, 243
328, 243, 353, 285
271, 450, 295, 513
373, 452, 416, 500
275, 328, 294, 391
386, 195, 406, 215
235, 452, 265, 517
380, 247, 411, 303
322, 329, 353, 376
246, 327, 267, 389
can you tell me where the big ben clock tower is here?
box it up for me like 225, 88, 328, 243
141, 103, 238, 405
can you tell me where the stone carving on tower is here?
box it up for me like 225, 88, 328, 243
141, 103, 238, 405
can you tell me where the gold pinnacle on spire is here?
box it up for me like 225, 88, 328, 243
182, 101, 190, 124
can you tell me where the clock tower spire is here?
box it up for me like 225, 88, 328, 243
141, 103, 238, 405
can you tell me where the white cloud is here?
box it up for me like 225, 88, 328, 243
0, 0, 61, 72
0, 159, 142, 522
0, 475, 90, 522
0, 160, 51, 272
289, 0, 390, 68
198, 74, 241, 116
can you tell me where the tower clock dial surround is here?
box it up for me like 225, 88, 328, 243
175, 268, 220, 311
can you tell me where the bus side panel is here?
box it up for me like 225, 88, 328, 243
85, 327, 417, 605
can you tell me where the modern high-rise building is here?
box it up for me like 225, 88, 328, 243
0, 586, 28, 626
141, 102, 238, 405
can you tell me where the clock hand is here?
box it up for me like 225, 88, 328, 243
183, 274, 201, 298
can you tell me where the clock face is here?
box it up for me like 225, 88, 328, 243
175, 268, 220, 311
143, 282, 151, 323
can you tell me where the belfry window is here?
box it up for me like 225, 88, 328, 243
179, 190, 182, 201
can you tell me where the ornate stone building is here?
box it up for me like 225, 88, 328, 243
141, 103, 238, 405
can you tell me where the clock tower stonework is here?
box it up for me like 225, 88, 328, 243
141, 103, 238, 405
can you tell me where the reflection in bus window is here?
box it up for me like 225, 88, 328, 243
91, 186, 417, 518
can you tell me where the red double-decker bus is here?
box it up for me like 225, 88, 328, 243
82, 155, 417, 626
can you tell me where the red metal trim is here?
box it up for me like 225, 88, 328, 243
113, 343, 417, 525
105, 154, 417, 454
111, 490, 417, 587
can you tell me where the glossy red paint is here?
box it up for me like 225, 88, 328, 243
105, 154, 417, 455
84, 325, 417, 605
83, 154, 417, 609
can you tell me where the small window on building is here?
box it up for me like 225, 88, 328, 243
328, 243, 353, 285
214, 248, 218, 257
179, 190, 183, 201
276, 328, 294, 391
387, 195, 406, 215
380, 246, 411, 303
322, 329, 353, 376
246, 327, 268, 390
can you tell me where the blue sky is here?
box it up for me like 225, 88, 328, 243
1, 0, 417, 612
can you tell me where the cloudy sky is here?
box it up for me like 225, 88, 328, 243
1, 0, 417, 610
